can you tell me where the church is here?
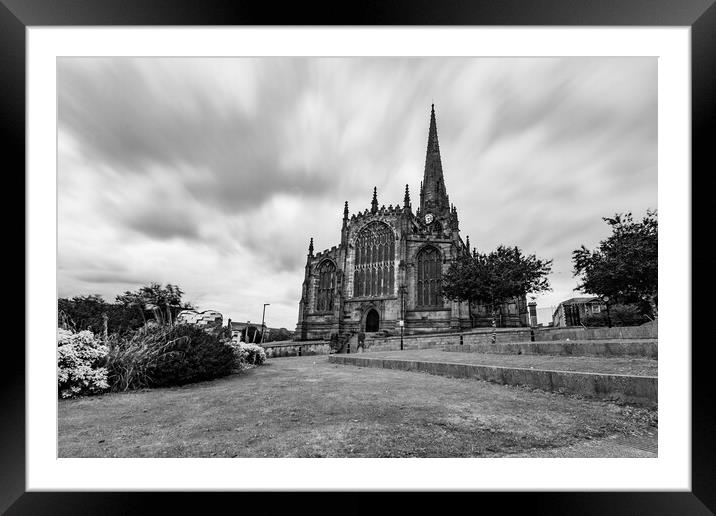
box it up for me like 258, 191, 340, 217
296, 105, 529, 341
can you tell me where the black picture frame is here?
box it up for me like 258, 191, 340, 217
4, 0, 713, 514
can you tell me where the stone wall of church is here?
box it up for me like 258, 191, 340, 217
296, 243, 340, 340
296, 206, 479, 339
342, 297, 401, 333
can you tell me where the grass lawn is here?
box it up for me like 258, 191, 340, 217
58, 355, 657, 458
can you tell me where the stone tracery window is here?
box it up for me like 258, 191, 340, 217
353, 222, 395, 297
316, 260, 336, 312
417, 245, 442, 307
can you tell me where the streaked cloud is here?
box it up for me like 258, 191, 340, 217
58, 57, 657, 327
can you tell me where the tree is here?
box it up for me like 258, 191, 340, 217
60, 283, 196, 337
442, 245, 552, 342
115, 290, 148, 325
57, 294, 109, 333
58, 294, 145, 335
262, 327, 294, 343
572, 210, 657, 318
581, 303, 645, 327
116, 283, 192, 326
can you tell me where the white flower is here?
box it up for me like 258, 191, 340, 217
57, 327, 109, 398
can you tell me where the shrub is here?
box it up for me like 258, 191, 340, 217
57, 328, 109, 398
227, 342, 244, 372
581, 313, 608, 327
235, 342, 267, 366
105, 323, 235, 390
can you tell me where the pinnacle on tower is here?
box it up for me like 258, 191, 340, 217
466, 235, 470, 251
343, 201, 349, 220
371, 186, 379, 214
308, 237, 314, 256
403, 184, 411, 209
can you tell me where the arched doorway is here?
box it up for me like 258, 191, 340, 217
365, 309, 380, 332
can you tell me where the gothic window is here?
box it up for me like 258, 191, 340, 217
316, 260, 336, 312
353, 222, 395, 297
417, 245, 442, 307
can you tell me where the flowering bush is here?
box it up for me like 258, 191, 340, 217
230, 342, 267, 367
57, 328, 109, 399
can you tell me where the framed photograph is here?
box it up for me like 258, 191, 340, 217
7, 0, 713, 513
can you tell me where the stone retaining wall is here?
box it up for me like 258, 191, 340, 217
363, 328, 531, 353
535, 324, 657, 341
443, 340, 658, 358
360, 324, 657, 353
282, 324, 659, 356
329, 355, 657, 407
263, 340, 330, 358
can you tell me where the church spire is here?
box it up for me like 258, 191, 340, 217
420, 103, 450, 217
371, 186, 378, 214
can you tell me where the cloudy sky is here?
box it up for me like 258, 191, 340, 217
58, 57, 657, 328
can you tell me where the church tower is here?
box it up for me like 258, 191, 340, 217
419, 104, 451, 224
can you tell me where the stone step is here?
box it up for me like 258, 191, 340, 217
328, 354, 657, 407
443, 340, 657, 358
357, 349, 656, 376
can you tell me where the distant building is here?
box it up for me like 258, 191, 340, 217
228, 321, 294, 343
175, 311, 294, 342
175, 309, 223, 329
552, 297, 607, 327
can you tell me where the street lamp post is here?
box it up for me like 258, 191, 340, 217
260, 303, 270, 343
399, 285, 406, 351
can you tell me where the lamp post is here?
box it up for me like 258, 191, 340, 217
602, 296, 612, 328
399, 285, 406, 350
260, 303, 270, 343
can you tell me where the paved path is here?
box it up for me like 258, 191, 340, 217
513, 431, 658, 458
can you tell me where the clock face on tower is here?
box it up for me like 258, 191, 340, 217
424, 213, 434, 224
